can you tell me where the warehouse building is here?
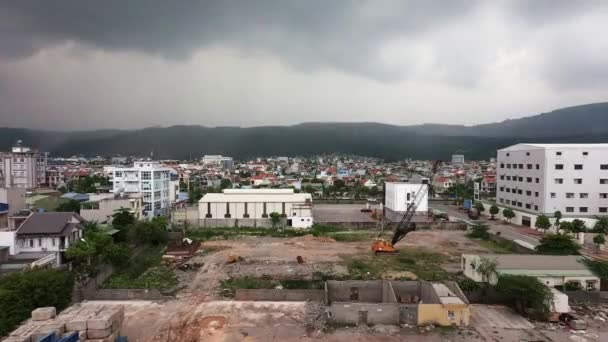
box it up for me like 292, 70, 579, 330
198, 189, 313, 228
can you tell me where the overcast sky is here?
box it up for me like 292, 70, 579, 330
0, 0, 607, 130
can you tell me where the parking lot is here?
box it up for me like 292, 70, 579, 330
313, 204, 378, 223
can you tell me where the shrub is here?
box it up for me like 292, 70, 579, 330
536, 234, 581, 255
468, 224, 491, 240
496, 274, 552, 321
0, 269, 74, 336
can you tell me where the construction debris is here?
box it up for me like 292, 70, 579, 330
304, 301, 326, 332
297, 256, 305, 264
6, 304, 124, 342
226, 255, 244, 264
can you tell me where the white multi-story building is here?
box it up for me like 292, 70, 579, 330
0, 141, 47, 189
494, 144, 608, 227
201, 155, 233, 170
107, 161, 171, 217
384, 182, 428, 221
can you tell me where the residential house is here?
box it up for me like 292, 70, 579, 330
80, 193, 143, 223
0, 212, 84, 273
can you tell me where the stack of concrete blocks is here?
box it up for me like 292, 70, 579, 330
2, 304, 124, 342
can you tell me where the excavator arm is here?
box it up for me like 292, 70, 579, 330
390, 160, 441, 245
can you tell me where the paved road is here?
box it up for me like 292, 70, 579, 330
430, 202, 540, 247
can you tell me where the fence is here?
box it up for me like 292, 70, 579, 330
235, 289, 325, 302
563, 291, 608, 303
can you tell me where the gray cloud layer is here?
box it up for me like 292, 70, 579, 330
0, 0, 607, 129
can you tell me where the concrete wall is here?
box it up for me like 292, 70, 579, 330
235, 289, 325, 302
327, 280, 383, 303
418, 304, 470, 327
0, 230, 16, 254
81, 288, 171, 300
0, 187, 26, 215
391, 281, 421, 303
329, 303, 399, 325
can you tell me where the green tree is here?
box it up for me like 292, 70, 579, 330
554, 211, 562, 231
112, 209, 136, 229
269, 212, 281, 229
128, 219, 168, 246
446, 182, 474, 200
564, 219, 587, 239
502, 208, 515, 223
474, 202, 485, 214
477, 257, 498, 283
303, 185, 315, 194
468, 223, 491, 240
112, 209, 137, 242
0, 269, 74, 336
56, 199, 81, 214
496, 274, 552, 321
535, 215, 552, 234
489, 205, 499, 220
536, 233, 581, 255
102, 243, 132, 268
333, 179, 345, 189
593, 216, 608, 234
220, 178, 232, 190
593, 234, 606, 248
369, 186, 380, 196
188, 184, 203, 204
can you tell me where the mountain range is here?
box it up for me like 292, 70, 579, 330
1, 102, 607, 160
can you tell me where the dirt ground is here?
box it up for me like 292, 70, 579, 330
90, 230, 499, 342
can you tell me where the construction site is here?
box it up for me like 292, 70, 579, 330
4, 163, 608, 342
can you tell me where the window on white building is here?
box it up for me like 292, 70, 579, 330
601, 179, 608, 184
574, 164, 583, 170
580, 193, 588, 199
600, 193, 608, 199
555, 164, 564, 170
574, 179, 583, 184
556, 152, 562, 156
601, 165, 608, 170
566, 207, 574, 213
141, 171, 151, 180
550, 193, 556, 198
566, 193, 575, 199
580, 207, 588, 213
600, 207, 607, 213
555, 178, 563, 184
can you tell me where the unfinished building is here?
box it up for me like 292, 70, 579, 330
326, 280, 470, 327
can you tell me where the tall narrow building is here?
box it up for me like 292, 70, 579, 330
0, 141, 47, 189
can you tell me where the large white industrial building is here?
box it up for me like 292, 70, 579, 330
198, 189, 313, 228
107, 161, 172, 217
491, 143, 608, 227
384, 182, 428, 222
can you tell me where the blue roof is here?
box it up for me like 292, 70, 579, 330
60, 193, 90, 201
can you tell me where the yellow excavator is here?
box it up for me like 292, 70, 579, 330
372, 160, 441, 255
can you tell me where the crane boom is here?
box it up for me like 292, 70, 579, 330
390, 160, 441, 246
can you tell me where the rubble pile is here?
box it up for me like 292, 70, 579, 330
3, 304, 124, 342
304, 301, 327, 332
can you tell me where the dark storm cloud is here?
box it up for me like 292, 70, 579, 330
0, 0, 477, 81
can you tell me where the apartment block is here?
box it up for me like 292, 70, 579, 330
107, 161, 171, 217
496, 144, 608, 226
0, 141, 47, 189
